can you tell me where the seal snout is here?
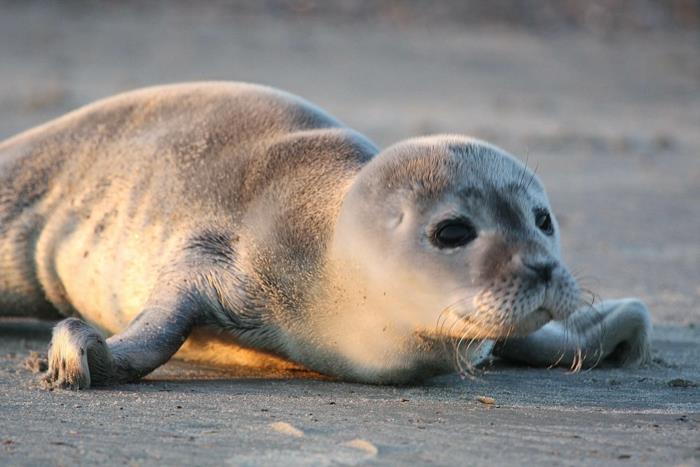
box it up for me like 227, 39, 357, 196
464, 232, 580, 335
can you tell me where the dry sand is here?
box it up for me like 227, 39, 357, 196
0, 2, 698, 465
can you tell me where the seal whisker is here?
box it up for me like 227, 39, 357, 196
454, 312, 492, 377
517, 153, 531, 192
562, 292, 606, 372
434, 304, 459, 365
525, 161, 540, 192
451, 312, 477, 375
432, 295, 478, 374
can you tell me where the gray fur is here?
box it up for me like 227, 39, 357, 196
0, 82, 652, 388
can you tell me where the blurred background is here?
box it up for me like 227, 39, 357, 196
1, 0, 698, 324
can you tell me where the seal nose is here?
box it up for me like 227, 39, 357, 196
524, 262, 555, 283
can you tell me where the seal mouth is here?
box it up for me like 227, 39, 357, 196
514, 306, 553, 336
439, 304, 553, 340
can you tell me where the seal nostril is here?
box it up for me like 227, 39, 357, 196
525, 262, 555, 283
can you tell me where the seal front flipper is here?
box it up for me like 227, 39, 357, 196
493, 298, 652, 370
42, 284, 203, 389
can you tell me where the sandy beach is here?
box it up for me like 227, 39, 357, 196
1, 2, 698, 465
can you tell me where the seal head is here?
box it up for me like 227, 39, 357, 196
317, 135, 580, 381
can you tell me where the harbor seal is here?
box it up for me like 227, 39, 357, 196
0, 82, 652, 389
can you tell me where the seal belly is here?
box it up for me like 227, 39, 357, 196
43, 196, 185, 335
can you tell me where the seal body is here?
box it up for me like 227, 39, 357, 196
0, 82, 652, 388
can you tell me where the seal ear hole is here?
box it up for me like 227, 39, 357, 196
430, 218, 477, 249
387, 211, 405, 229
534, 208, 554, 236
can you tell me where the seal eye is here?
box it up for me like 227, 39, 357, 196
535, 209, 554, 236
431, 219, 477, 249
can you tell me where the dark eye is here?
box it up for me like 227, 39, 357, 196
431, 219, 477, 249
535, 209, 554, 236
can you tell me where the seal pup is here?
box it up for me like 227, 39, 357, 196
0, 82, 652, 388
